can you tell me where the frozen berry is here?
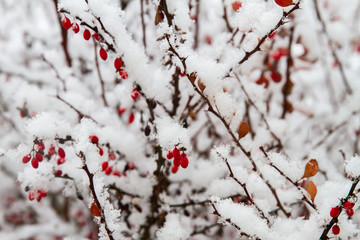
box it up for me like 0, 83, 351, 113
114, 58, 123, 70
98, 147, 104, 156
118, 107, 126, 115
72, 23, 80, 33
54, 170, 62, 176
90, 135, 99, 144
332, 225, 340, 235
93, 32, 100, 41
128, 113, 135, 123
48, 145, 56, 156
105, 166, 112, 175
83, 29, 91, 40
344, 201, 355, 209
166, 151, 173, 159
171, 165, 178, 174
180, 154, 189, 168
36, 153, 43, 162
131, 89, 139, 100
62, 17, 72, 30
28, 192, 35, 201
346, 208, 354, 217
101, 161, 109, 171
172, 148, 181, 160
58, 148, 66, 158
270, 71, 282, 83
128, 162, 135, 170
37, 141, 45, 151
99, 48, 107, 61
330, 207, 340, 218
22, 155, 31, 164
232, 1, 242, 11
38, 190, 47, 198
119, 69, 128, 79
173, 158, 181, 167
31, 158, 39, 169
109, 152, 116, 160
57, 157, 66, 165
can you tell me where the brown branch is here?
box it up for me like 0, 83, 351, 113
222, 0, 233, 33
313, 0, 352, 95
55, 94, 98, 123
281, 26, 294, 119
93, 39, 108, 107
169, 194, 243, 208
78, 152, 115, 240
53, 0, 72, 67
259, 146, 317, 210
193, 0, 200, 49
41, 55, 66, 91
140, 0, 147, 50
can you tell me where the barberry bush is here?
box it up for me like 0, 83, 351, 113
0, 0, 360, 239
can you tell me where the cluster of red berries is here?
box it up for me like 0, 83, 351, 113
167, 148, 189, 173
101, 160, 135, 177
117, 107, 135, 124
22, 141, 45, 169
28, 189, 47, 202
329, 200, 356, 235
61, 16, 128, 79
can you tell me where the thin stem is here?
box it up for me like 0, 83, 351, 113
93, 40, 108, 107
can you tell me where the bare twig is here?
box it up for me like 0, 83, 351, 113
93, 39, 108, 107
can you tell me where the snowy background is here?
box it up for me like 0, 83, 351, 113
0, 0, 360, 239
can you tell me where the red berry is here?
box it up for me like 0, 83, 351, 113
38, 190, 47, 198
166, 151, 173, 159
274, 0, 295, 7
330, 207, 340, 218
269, 32, 276, 39
83, 29, 91, 40
205, 35, 212, 45
105, 166, 112, 175
270, 71, 282, 83
118, 107, 126, 115
22, 155, 31, 164
58, 148, 66, 158
48, 145, 56, 156
113, 171, 121, 177
180, 154, 189, 168
173, 158, 181, 167
346, 207, 354, 217
99, 48, 107, 61
37, 141, 45, 151
31, 158, 39, 169
256, 76, 270, 88
232, 1, 242, 11
98, 147, 104, 156
344, 201, 355, 209
128, 113, 135, 123
179, 72, 186, 77
72, 23, 80, 33
172, 148, 181, 159
90, 135, 99, 144
28, 192, 35, 201
114, 58, 123, 70
57, 157, 66, 165
119, 69, 128, 79
171, 165, 178, 174
54, 170, 62, 176
101, 161, 109, 171
131, 89, 139, 100
109, 152, 116, 160
93, 32, 100, 41
128, 162, 135, 170
62, 17, 72, 30
36, 153, 43, 162
332, 225, 340, 235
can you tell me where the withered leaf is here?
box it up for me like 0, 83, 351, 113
189, 108, 197, 120
301, 159, 318, 179
198, 79, 206, 92
306, 180, 317, 203
238, 122, 250, 139
189, 72, 196, 84
154, 8, 164, 25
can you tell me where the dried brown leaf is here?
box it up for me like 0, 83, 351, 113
301, 159, 318, 179
238, 122, 250, 139
306, 180, 317, 202
90, 202, 101, 217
